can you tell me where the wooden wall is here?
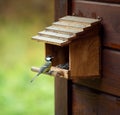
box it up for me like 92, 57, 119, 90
55, 0, 120, 115
72, 0, 120, 114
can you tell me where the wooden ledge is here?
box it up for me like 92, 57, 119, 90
31, 66, 69, 79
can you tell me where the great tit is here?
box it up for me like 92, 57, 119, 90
30, 56, 53, 82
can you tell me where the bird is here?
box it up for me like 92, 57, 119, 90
30, 56, 54, 82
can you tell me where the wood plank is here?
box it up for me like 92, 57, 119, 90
70, 34, 100, 78
59, 20, 91, 29
32, 35, 69, 46
55, 0, 68, 21
55, 78, 69, 115
53, 21, 91, 29
81, 0, 120, 4
72, 0, 120, 50
73, 49, 120, 96
60, 15, 100, 25
38, 31, 75, 40
72, 84, 120, 115
54, 1, 72, 115
51, 0, 69, 115
46, 26, 83, 34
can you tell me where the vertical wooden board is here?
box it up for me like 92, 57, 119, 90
55, 0, 68, 21
69, 34, 100, 78
55, 77, 68, 115
55, 0, 72, 21
72, 0, 120, 50
54, 0, 72, 115
72, 84, 120, 115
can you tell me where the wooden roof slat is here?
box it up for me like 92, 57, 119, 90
59, 19, 91, 27
38, 31, 75, 41
46, 25, 83, 34
32, 35, 69, 46
60, 16, 100, 25
53, 21, 90, 29
58, 20, 91, 28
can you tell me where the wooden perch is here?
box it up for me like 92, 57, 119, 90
31, 66, 69, 79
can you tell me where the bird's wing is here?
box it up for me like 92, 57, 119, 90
30, 62, 52, 83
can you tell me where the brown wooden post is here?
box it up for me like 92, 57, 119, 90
54, 0, 72, 115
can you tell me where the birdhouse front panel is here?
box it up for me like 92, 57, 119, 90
69, 33, 100, 78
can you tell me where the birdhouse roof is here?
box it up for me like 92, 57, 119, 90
32, 16, 100, 46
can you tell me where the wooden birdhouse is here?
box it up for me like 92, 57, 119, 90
31, 0, 120, 114
32, 15, 101, 79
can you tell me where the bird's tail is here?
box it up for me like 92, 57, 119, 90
30, 73, 39, 83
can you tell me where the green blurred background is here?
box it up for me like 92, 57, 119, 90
0, 0, 54, 115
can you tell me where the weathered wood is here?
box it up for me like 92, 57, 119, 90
70, 34, 100, 78
72, 84, 120, 115
54, 1, 72, 115
59, 20, 91, 28
73, 49, 120, 96
33, 16, 100, 46
38, 30, 75, 40
60, 15, 99, 25
53, 21, 90, 29
72, 0, 120, 50
32, 35, 69, 46
46, 25, 83, 35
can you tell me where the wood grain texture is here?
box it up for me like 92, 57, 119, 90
76, 0, 120, 4
87, 0, 120, 4
54, 0, 72, 115
60, 15, 100, 25
72, 0, 120, 50
55, 77, 69, 115
55, 0, 72, 21
32, 35, 69, 46
73, 49, 120, 96
72, 84, 120, 115
33, 16, 100, 46
70, 34, 100, 78
55, 0, 68, 21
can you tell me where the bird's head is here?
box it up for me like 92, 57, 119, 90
45, 56, 54, 62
